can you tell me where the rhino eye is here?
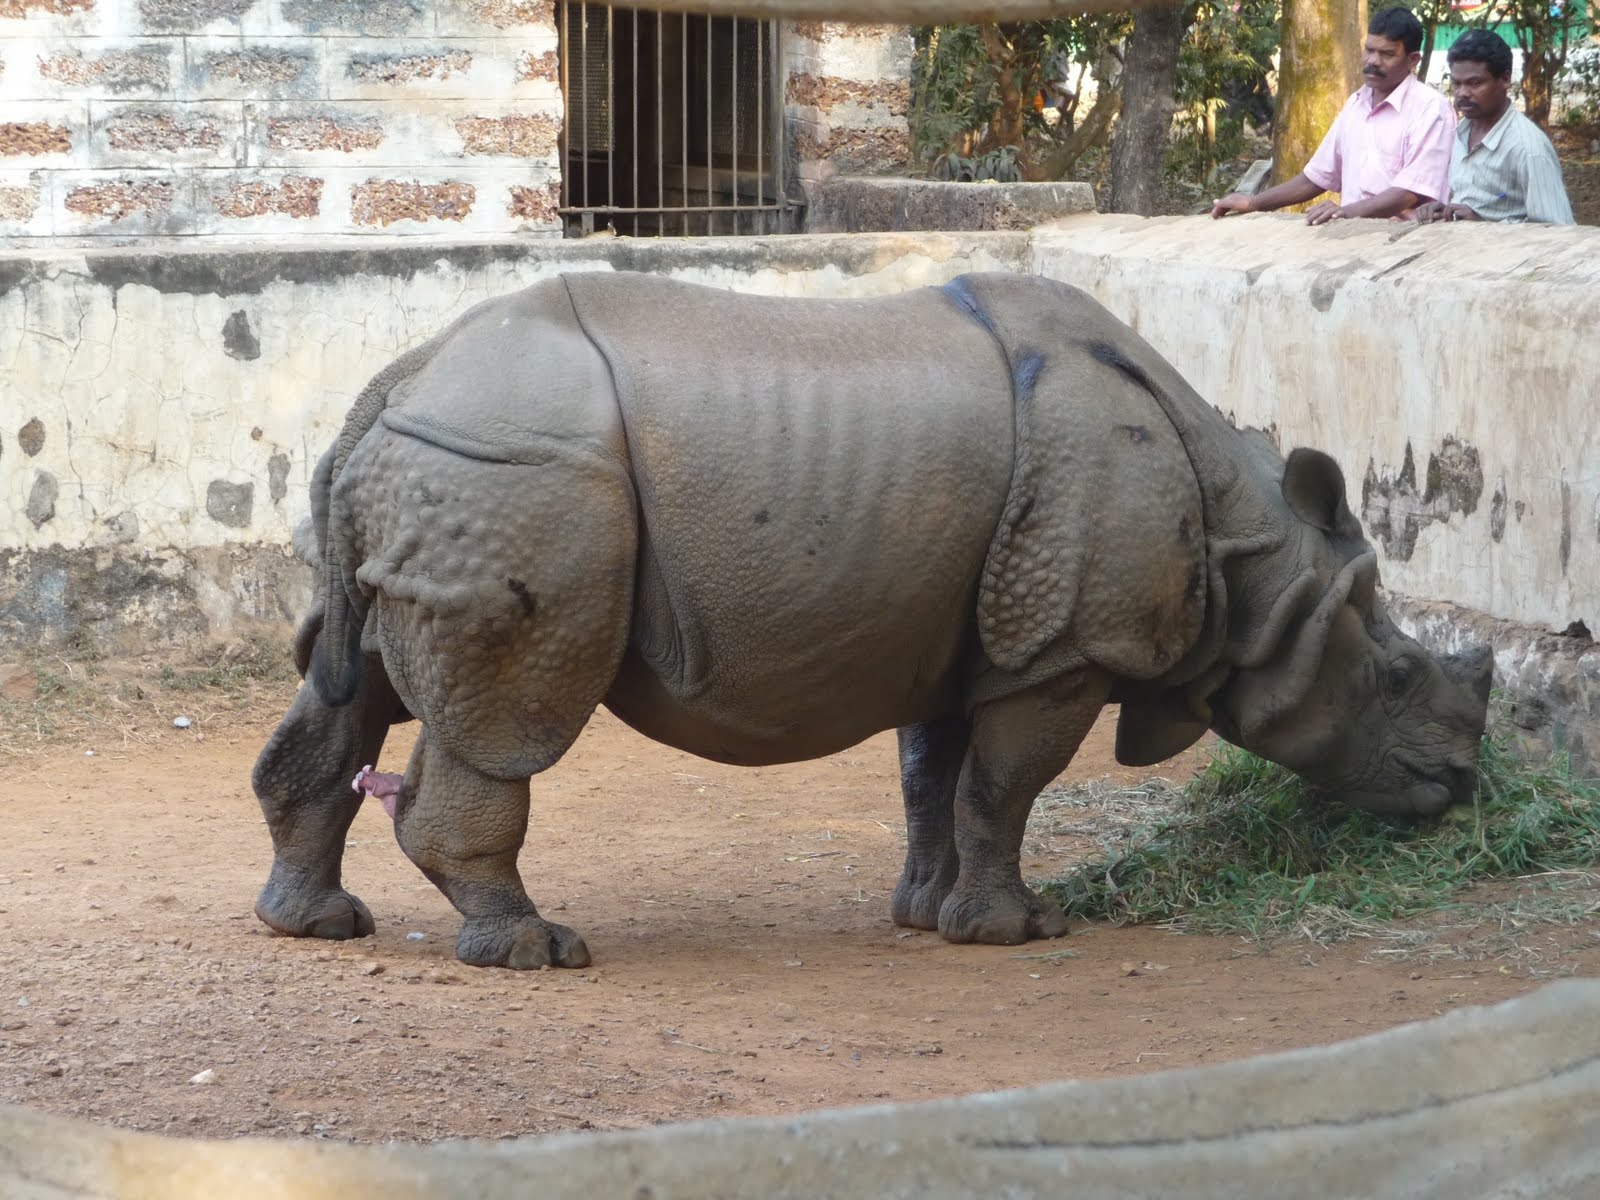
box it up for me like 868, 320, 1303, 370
1386, 659, 1416, 694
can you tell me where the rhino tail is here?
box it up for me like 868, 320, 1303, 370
309, 567, 367, 708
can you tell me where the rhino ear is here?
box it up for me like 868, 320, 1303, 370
1116, 694, 1210, 767
1281, 448, 1353, 533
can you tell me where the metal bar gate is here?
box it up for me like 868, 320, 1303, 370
558, 3, 791, 237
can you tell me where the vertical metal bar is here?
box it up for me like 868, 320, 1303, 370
732, 18, 740, 234
605, 5, 614, 217
560, 3, 571, 220
770, 19, 784, 233
755, 18, 764, 228
630, 7, 638, 236
579, 3, 589, 211
681, 12, 689, 236
656, 9, 664, 237
705, 13, 714, 235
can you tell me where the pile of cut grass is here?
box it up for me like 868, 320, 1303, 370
1043, 733, 1600, 946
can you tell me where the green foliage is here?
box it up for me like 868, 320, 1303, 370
908, 17, 1132, 176
930, 145, 1023, 182
1044, 732, 1600, 944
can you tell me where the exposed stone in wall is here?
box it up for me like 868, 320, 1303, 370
347, 49, 472, 84
0, 122, 72, 156
454, 114, 558, 158
507, 182, 558, 222
107, 112, 222, 152
471, 0, 552, 26
792, 124, 912, 174
137, 0, 254, 31
516, 48, 559, 82
208, 176, 322, 218
0, 0, 94, 14
351, 179, 474, 225
18, 419, 46, 457
63, 179, 175, 222
786, 71, 909, 116
267, 116, 383, 153
39, 49, 172, 91
205, 480, 253, 528
281, 0, 422, 36
0, 183, 40, 221
27, 471, 58, 528
202, 49, 311, 86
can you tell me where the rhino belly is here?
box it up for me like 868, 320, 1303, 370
604, 366, 1011, 761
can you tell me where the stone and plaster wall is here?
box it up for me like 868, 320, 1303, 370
4, 979, 1600, 1198
1031, 213, 1599, 767
784, 21, 911, 206
0, 0, 563, 240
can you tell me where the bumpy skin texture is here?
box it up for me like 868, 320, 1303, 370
253, 272, 1492, 969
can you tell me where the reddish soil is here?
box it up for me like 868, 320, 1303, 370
0, 658, 1593, 1146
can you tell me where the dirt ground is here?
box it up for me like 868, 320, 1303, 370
1, 651, 1596, 1148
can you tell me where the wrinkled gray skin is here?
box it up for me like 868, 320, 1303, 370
252, 272, 1492, 971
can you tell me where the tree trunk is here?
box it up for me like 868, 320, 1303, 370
1272, 0, 1367, 188
1108, 4, 1188, 214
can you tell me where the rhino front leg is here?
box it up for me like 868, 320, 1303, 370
252, 652, 405, 940
939, 670, 1113, 946
394, 732, 591, 971
891, 714, 969, 931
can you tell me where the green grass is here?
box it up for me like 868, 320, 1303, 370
1043, 732, 1600, 946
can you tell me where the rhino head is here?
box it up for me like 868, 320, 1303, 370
1120, 447, 1493, 817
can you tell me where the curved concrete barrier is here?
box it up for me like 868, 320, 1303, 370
4, 979, 1598, 1199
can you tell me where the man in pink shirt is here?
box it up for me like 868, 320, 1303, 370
1212, 6, 1454, 225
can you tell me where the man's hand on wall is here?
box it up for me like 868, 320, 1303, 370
1410, 202, 1483, 223
1304, 199, 1344, 225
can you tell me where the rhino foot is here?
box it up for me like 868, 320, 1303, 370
890, 871, 956, 931
457, 913, 592, 970
937, 887, 1069, 946
255, 871, 376, 941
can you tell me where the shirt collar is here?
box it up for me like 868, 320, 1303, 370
1364, 71, 1418, 113
1455, 101, 1519, 153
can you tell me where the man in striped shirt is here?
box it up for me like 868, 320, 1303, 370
1410, 30, 1575, 224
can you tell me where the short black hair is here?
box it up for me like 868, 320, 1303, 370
1447, 29, 1514, 79
1368, 6, 1424, 54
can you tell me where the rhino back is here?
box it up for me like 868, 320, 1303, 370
566, 273, 1014, 746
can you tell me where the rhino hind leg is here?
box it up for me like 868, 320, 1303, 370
891, 715, 970, 931
394, 732, 591, 970
252, 651, 407, 940
937, 671, 1112, 946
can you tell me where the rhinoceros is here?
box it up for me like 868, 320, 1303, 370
252, 271, 1492, 970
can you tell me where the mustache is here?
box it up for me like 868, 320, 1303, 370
1363, 67, 1384, 75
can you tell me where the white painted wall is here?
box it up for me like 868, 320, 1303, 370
1033, 213, 1599, 635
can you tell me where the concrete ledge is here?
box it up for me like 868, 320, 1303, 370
1392, 594, 1600, 773
805, 177, 1096, 233
4, 980, 1599, 1199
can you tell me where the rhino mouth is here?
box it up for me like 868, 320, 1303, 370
1333, 755, 1480, 817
